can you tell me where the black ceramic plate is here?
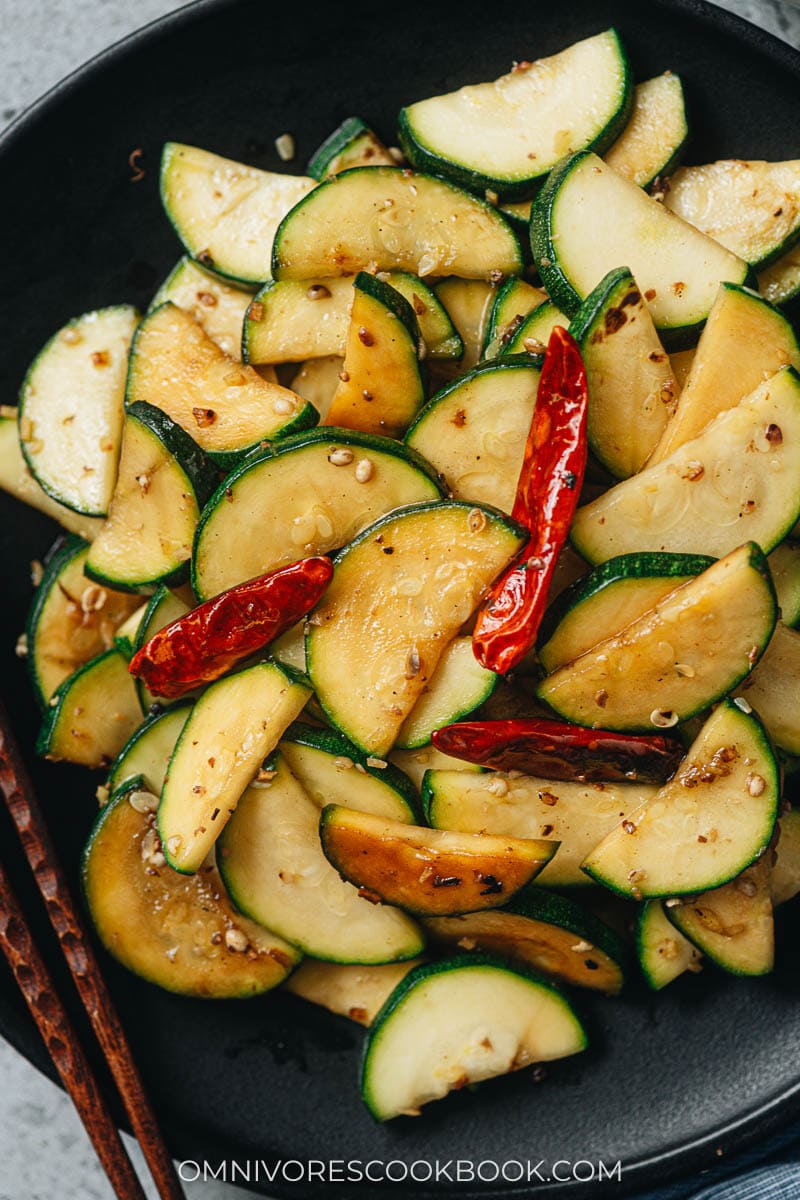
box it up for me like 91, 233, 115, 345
2, 1, 800, 1195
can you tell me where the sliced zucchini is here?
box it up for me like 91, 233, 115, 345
423, 886, 627, 993
270, 619, 307, 674
670, 348, 695, 392
128, 304, 316, 465
758, 243, 800, 308
279, 721, 420, 822
435, 279, 496, 372
502, 300, 568, 357
160, 142, 315, 285
158, 660, 309, 874
192, 427, 441, 600
361, 954, 587, 1120
26, 535, 141, 707
500, 199, 532, 235
83, 777, 299, 997
306, 501, 526, 756
604, 73, 688, 187
289, 357, 342, 419
538, 544, 776, 731
739, 621, 800, 755
482, 278, 547, 358
379, 273, 462, 360
243, 277, 354, 364
395, 637, 497, 750
398, 29, 632, 200
113, 601, 148, 658
218, 755, 424, 963
405, 359, 540, 514
150, 256, 255, 358
36, 648, 143, 767
648, 284, 800, 465
664, 159, 800, 269
423, 769, 654, 888
320, 805, 556, 916
86, 402, 217, 592
326, 273, 425, 437
388, 746, 482, 790
772, 809, 800, 906
284, 958, 422, 1025
538, 551, 715, 674
132, 584, 193, 714
568, 267, 676, 477
583, 700, 779, 898
531, 151, 750, 346
637, 900, 702, 990
107, 702, 192, 794
307, 117, 395, 180
571, 367, 800, 563
768, 543, 800, 628
271, 167, 523, 282
667, 855, 774, 976
18, 306, 138, 516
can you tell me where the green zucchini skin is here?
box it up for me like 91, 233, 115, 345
107, 701, 192, 793
308, 117, 373, 179
25, 534, 86, 708
36, 647, 142, 766
636, 900, 702, 991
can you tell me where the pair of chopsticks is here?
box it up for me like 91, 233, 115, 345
0, 704, 185, 1200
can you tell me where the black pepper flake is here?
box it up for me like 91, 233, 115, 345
382, 546, 394, 555
475, 872, 503, 896
432, 874, 462, 888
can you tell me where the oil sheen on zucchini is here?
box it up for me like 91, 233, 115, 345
306, 501, 526, 756
83, 777, 300, 997
107, 702, 192, 794
192, 427, 442, 600
739, 621, 800, 754
537, 544, 776, 731
571, 367, 800, 563
395, 637, 497, 749
604, 73, 688, 187
399, 30, 632, 201
150, 257, 255, 357
284, 958, 422, 1025
583, 700, 779, 898
361, 954, 587, 1120
637, 900, 702, 990
667, 855, 774, 976
36, 648, 143, 768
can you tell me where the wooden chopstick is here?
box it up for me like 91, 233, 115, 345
0, 855, 147, 1199
0, 705, 185, 1200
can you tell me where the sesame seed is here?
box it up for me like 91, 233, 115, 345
225, 927, 250, 952
14, 632, 28, 659
487, 777, 509, 797
746, 772, 766, 797
328, 447, 354, 466
467, 507, 486, 533
650, 708, 678, 728
128, 789, 159, 814
307, 284, 331, 301
354, 458, 374, 483
274, 133, 295, 162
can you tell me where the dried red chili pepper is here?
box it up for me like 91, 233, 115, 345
129, 557, 333, 698
433, 719, 683, 784
472, 326, 588, 674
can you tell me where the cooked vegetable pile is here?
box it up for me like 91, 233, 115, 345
4, 26, 800, 1122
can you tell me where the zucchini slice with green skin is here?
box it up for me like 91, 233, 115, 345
289, 357, 342, 419
18, 306, 138, 517
664, 160, 800, 270
159, 660, 310, 874
434, 279, 495, 374
422, 769, 654, 888
26, 535, 141, 707
395, 637, 497, 750
37, 648, 143, 768
481, 278, 546, 358
160, 142, 316, 285
279, 721, 421, 823
326, 273, 425, 437
604, 73, 688, 188
271, 166, 523, 282
637, 900, 702, 990
398, 29, 632, 201
389, 747, 482, 790
284, 958, 423, 1025
128, 304, 316, 466
738, 622, 800, 754
307, 117, 395, 180
379, 273, 462, 360
502, 301, 568, 357
571, 368, 800, 564
306, 501, 526, 756
219, 755, 424, 963
86, 402, 217, 593
531, 151, 750, 347
538, 544, 777, 732
772, 809, 800, 906
0, 410, 103, 540
767, 543, 800, 628
107, 702, 192, 794
319, 805, 556, 916
113, 601, 148, 658
423, 886, 627, 994
83, 777, 300, 998
568, 268, 676, 478
192, 427, 441, 601
243, 277, 354, 365
405, 359, 541, 514
538, 551, 715, 675
361, 954, 587, 1120
666, 855, 774, 976
132, 584, 193, 714
150, 257, 255, 357
758, 243, 800, 308
583, 700, 779, 898
648, 284, 800, 465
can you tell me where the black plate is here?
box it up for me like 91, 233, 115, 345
2, 1, 800, 1195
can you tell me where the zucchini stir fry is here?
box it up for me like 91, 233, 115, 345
5, 25, 800, 1122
